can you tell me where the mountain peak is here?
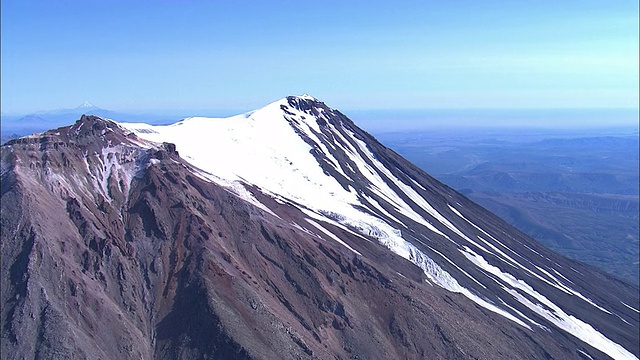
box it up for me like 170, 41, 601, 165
285, 94, 324, 106
298, 93, 318, 101
77, 101, 96, 109
2, 98, 639, 360
282, 95, 331, 116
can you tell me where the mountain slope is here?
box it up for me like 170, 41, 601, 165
1, 96, 638, 360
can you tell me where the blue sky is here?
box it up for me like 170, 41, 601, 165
1, 0, 638, 114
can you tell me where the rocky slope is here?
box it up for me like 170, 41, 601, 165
1, 97, 638, 359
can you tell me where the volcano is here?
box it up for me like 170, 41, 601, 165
1, 95, 638, 359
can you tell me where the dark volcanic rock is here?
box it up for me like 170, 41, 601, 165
1, 110, 638, 360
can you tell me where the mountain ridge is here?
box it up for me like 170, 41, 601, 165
1, 96, 638, 359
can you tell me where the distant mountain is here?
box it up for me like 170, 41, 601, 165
0, 103, 182, 144
77, 101, 96, 109
1, 96, 638, 359
35, 101, 108, 115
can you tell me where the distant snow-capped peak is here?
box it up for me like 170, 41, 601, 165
77, 101, 96, 109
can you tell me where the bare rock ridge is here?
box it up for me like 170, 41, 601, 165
1, 98, 639, 360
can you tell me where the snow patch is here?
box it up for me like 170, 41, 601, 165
304, 218, 361, 255
463, 248, 636, 360
621, 302, 640, 314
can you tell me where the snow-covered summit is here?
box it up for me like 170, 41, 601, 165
119, 95, 342, 201
117, 95, 638, 360
77, 101, 97, 109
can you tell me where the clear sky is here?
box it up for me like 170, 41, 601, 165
1, 0, 638, 114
